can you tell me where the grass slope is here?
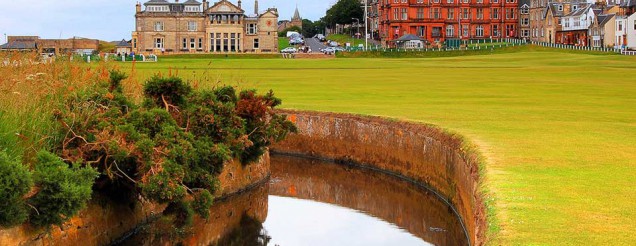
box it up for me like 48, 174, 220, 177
119, 50, 636, 245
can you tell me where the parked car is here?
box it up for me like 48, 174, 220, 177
328, 41, 339, 47
315, 34, 326, 42
334, 47, 346, 52
281, 47, 298, 53
322, 47, 336, 54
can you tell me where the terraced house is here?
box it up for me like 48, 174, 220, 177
132, 0, 279, 54
378, 0, 520, 46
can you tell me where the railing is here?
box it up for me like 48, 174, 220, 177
531, 41, 622, 53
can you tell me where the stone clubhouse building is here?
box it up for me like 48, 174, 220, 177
132, 0, 279, 55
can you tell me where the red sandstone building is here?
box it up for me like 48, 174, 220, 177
378, 0, 519, 46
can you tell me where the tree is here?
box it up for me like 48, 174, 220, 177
324, 0, 363, 27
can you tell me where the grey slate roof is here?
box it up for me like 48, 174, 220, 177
565, 4, 591, 17
395, 34, 425, 42
183, 0, 202, 5
144, 0, 169, 5
115, 39, 131, 48
597, 14, 615, 26
519, 0, 530, 9
620, 0, 636, 7
546, 3, 565, 17
0, 41, 37, 50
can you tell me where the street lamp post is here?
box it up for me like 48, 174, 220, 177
364, 0, 368, 51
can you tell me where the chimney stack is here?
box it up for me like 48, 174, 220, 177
203, 0, 209, 10
136, 2, 141, 13
254, 0, 259, 15
238, 0, 242, 9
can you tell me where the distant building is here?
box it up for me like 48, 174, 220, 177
132, 0, 279, 54
0, 36, 99, 55
519, 0, 531, 39
378, 0, 520, 47
115, 39, 133, 54
278, 6, 302, 32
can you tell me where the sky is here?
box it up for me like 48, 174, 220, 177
0, 0, 335, 42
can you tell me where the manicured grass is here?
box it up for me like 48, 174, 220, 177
118, 49, 636, 245
327, 34, 365, 47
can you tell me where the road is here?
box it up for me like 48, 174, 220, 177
305, 38, 327, 53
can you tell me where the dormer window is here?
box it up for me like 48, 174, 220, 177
185, 6, 200, 12
557, 5, 563, 11
572, 5, 578, 11
147, 5, 169, 12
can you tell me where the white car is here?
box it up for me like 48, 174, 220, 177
322, 47, 336, 54
281, 47, 297, 53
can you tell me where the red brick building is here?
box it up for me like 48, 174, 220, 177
378, 0, 519, 47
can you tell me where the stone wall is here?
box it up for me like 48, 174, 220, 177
0, 153, 270, 246
272, 110, 487, 245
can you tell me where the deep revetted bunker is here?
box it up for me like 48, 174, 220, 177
272, 110, 487, 246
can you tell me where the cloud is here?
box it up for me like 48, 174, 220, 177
0, 0, 332, 41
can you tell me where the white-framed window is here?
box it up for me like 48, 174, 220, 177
448, 8, 454, 20
155, 38, 164, 49
522, 29, 529, 37
417, 8, 424, 19
492, 8, 499, 19
247, 23, 258, 34
188, 21, 197, 31
493, 24, 500, 37
402, 8, 408, 20
476, 25, 484, 37
133, 39, 137, 49
182, 38, 187, 49
521, 7, 529, 14
190, 38, 196, 49
394, 8, 399, 20
446, 25, 454, 37
254, 38, 259, 49
154, 22, 164, 31
462, 24, 469, 37
522, 18, 529, 26
558, 5, 563, 11
198, 38, 203, 49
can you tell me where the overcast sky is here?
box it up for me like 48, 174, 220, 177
0, 0, 335, 42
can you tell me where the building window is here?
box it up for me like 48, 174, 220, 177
476, 25, 484, 37
506, 24, 514, 37
417, 8, 424, 19
198, 38, 203, 49
254, 38, 259, 49
154, 22, 164, 31
417, 26, 426, 37
433, 8, 440, 19
432, 27, 442, 37
190, 38, 195, 49
521, 7, 529, 14
182, 38, 187, 49
188, 21, 197, 31
133, 39, 137, 49
462, 25, 469, 37
448, 9, 454, 20
477, 9, 483, 19
446, 25, 454, 37
492, 8, 499, 19
493, 25, 499, 37
402, 8, 408, 20
462, 8, 469, 19
557, 5, 563, 11
394, 8, 399, 20
247, 23, 258, 34
155, 38, 163, 49
506, 8, 515, 19
633, 20, 636, 30
522, 18, 529, 26
522, 29, 529, 37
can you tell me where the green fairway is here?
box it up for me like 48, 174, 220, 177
119, 50, 636, 245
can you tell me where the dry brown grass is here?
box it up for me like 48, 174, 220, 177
0, 52, 113, 161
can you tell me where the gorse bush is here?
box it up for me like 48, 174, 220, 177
28, 151, 98, 227
0, 151, 33, 227
49, 71, 296, 228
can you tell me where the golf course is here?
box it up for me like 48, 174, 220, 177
114, 47, 636, 245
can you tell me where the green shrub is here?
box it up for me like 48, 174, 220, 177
28, 151, 98, 227
0, 151, 33, 227
47, 72, 296, 230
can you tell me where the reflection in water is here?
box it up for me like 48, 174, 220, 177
268, 155, 468, 246
118, 155, 467, 246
